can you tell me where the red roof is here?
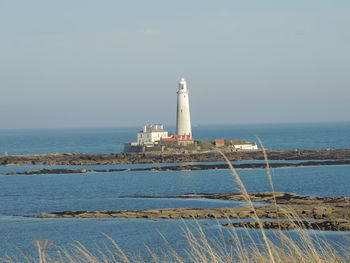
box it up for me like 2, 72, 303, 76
162, 135, 193, 142
174, 135, 193, 141
162, 137, 177, 142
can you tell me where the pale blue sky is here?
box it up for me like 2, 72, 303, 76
1, 1, 349, 129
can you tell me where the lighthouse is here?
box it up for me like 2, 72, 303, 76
176, 78, 192, 137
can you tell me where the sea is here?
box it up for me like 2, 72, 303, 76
0, 122, 350, 260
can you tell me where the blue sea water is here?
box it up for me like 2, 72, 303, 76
0, 122, 350, 259
0, 122, 350, 155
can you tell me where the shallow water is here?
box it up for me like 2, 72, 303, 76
0, 165, 350, 257
1, 165, 349, 216
1, 216, 350, 260
0, 123, 350, 258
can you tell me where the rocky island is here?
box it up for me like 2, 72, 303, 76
32, 192, 350, 231
1, 148, 350, 166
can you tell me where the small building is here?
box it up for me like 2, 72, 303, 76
124, 124, 170, 152
161, 137, 178, 144
224, 139, 259, 150
214, 139, 225, 148
233, 143, 258, 150
161, 134, 194, 146
137, 124, 169, 145
175, 135, 194, 146
123, 142, 144, 153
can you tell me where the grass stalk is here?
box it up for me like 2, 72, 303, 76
215, 149, 276, 263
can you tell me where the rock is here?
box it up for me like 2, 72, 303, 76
30, 192, 350, 232
225, 219, 350, 231
2, 149, 350, 166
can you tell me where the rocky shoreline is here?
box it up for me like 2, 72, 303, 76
224, 219, 350, 231
3, 159, 350, 175
32, 192, 350, 231
1, 149, 350, 166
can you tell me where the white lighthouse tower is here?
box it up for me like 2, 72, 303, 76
176, 78, 192, 137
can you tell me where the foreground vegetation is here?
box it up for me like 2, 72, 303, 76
1, 225, 349, 263
1, 148, 350, 262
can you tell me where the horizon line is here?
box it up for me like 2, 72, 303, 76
0, 120, 350, 131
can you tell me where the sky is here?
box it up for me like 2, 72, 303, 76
0, 0, 349, 129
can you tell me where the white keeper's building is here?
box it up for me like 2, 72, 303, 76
137, 124, 169, 145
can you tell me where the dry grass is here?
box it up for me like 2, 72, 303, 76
1, 149, 350, 263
